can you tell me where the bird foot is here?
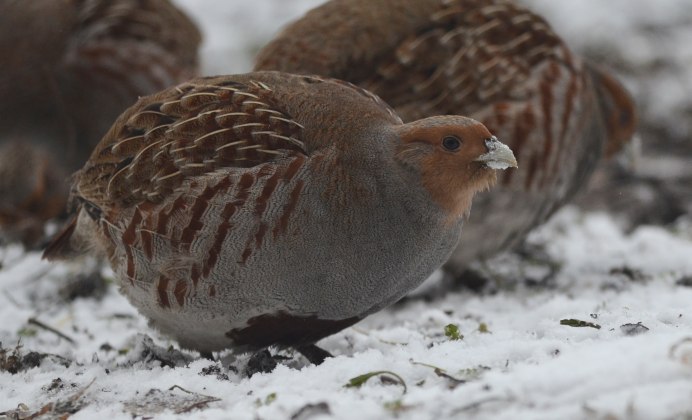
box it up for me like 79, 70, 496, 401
245, 349, 279, 377
296, 344, 333, 365
199, 351, 214, 360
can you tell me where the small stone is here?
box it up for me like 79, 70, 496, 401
620, 322, 650, 336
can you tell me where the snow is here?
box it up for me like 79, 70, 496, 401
2, 1, 692, 419
171, 0, 324, 76
2, 209, 692, 419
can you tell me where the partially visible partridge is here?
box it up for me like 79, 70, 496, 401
0, 0, 200, 246
44, 71, 517, 362
255, 0, 637, 276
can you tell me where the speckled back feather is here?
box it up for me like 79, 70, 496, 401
77, 77, 306, 209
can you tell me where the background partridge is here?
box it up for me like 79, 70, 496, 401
0, 0, 200, 246
254, 0, 637, 277
44, 71, 517, 362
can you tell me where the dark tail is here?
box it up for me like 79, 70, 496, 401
585, 61, 638, 158
42, 214, 79, 260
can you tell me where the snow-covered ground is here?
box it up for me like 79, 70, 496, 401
1, 1, 691, 419
1, 209, 691, 419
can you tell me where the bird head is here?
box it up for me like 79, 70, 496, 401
394, 115, 517, 221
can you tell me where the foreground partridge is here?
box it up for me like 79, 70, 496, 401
255, 0, 637, 276
44, 71, 517, 361
0, 0, 200, 245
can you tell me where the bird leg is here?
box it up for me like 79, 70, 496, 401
296, 344, 333, 365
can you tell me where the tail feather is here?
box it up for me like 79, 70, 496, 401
42, 214, 80, 260
585, 62, 638, 157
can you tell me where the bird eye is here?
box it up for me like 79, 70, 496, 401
442, 136, 461, 151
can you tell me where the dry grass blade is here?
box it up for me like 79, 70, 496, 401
344, 370, 408, 394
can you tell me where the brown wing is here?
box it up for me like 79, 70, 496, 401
75, 76, 307, 210
72, 0, 200, 85
60, 0, 202, 156
364, 1, 573, 121
255, 0, 573, 121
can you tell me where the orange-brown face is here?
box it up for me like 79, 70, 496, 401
395, 115, 517, 222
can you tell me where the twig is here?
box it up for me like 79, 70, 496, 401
168, 385, 220, 414
2, 289, 23, 309
175, 398, 221, 414
410, 360, 466, 388
451, 396, 512, 414
28, 317, 75, 344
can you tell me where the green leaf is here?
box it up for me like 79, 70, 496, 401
344, 370, 407, 394
384, 399, 413, 413
254, 392, 277, 407
265, 392, 277, 405
560, 319, 601, 329
444, 324, 463, 340
17, 327, 37, 337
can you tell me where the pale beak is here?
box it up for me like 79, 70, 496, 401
474, 136, 518, 170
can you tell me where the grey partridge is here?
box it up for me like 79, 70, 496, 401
254, 0, 637, 276
44, 71, 517, 362
0, 0, 200, 246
